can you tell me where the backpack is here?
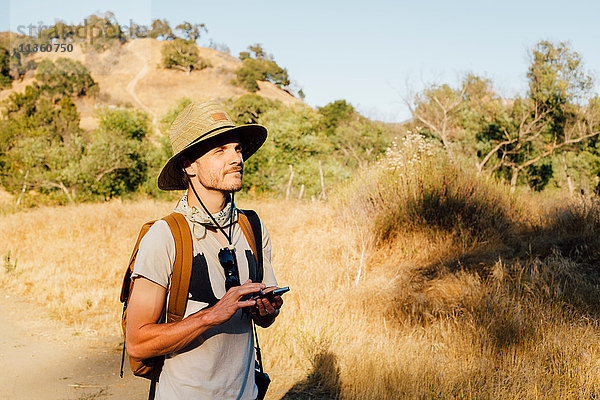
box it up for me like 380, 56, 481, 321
119, 209, 264, 389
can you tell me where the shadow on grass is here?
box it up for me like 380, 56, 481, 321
385, 197, 600, 351
281, 350, 341, 400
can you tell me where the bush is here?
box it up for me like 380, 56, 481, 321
318, 99, 355, 135
79, 107, 152, 199
95, 107, 149, 140
344, 133, 519, 245
35, 58, 98, 98
0, 96, 154, 202
161, 39, 210, 75
0, 47, 11, 89
225, 94, 282, 124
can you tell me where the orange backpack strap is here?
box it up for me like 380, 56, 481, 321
120, 220, 157, 304
238, 212, 257, 261
163, 212, 193, 324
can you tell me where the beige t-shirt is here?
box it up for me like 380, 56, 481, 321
132, 209, 277, 400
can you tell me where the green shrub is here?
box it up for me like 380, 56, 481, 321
79, 107, 152, 199
318, 99, 355, 135
225, 94, 282, 124
161, 39, 210, 75
0, 47, 11, 89
0, 87, 84, 198
95, 107, 149, 140
35, 58, 98, 98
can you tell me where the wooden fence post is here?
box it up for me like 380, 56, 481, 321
318, 160, 326, 200
285, 165, 294, 199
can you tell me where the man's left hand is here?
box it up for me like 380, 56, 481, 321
251, 287, 283, 327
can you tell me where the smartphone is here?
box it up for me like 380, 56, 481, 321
252, 286, 290, 300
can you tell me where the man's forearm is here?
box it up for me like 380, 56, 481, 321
127, 279, 264, 360
127, 308, 217, 360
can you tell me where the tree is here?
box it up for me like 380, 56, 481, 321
38, 21, 76, 41
0, 46, 11, 89
79, 12, 126, 51
79, 107, 151, 198
233, 45, 290, 92
161, 39, 210, 75
475, 98, 550, 190
406, 82, 467, 161
318, 100, 356, 135
150, 19, 175, 40
0, 89, 84, 202
175, 22, 207, 43
7, 38, 37, 80
35, 58, 98, 98
474, 42, 599, 193
525, 41, 597, 192
126, 22, 149, 39
404, 43, 600, 193
247, 44, 266, 59
528, 41, 593, 112
226, 94, 282, 124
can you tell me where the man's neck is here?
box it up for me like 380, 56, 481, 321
187, 184, 228, 214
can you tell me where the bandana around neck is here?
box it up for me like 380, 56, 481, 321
174, 193, 238, 239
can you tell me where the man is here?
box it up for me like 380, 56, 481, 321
125, 101, 283, 399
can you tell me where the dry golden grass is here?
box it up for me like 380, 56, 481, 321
0, 199, 173, 334
0, 197, 349, 396
2, 187, 600, 398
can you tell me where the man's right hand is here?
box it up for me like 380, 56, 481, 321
206, 280, 265, 326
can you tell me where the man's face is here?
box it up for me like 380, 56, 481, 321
186, 136, 244, 193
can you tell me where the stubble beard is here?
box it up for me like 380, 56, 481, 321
197, 167, 244, 193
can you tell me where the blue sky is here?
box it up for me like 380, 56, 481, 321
1, 0, 599, 122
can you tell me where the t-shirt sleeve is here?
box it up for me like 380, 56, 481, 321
131, 219, 175, 289
259, 218, 278, 287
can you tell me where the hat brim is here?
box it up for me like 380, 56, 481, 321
158, 124, 267, 191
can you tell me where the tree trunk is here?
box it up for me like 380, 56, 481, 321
439, 133, 455, 162
510, 168, 519, 194
562, 153, 574, 197
58, 181, 74, 203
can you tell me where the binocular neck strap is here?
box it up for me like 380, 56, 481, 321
188, 181, 235, 245
253, 321, 264, 373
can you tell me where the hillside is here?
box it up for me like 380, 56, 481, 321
0, 38, 301, 130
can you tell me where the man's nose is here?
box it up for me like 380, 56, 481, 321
228, 148, 243, 165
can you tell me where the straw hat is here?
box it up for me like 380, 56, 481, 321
158, 101, 267, 190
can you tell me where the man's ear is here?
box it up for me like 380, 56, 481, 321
182, 158, 196, 177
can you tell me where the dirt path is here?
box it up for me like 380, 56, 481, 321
126, 52, 161, 136
126, 61, 152, 115
0, 289, 148, 400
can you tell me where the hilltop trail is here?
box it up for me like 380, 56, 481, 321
126, 52, 161, 135
0, 288, 147, 400
126, 60, 151, 114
